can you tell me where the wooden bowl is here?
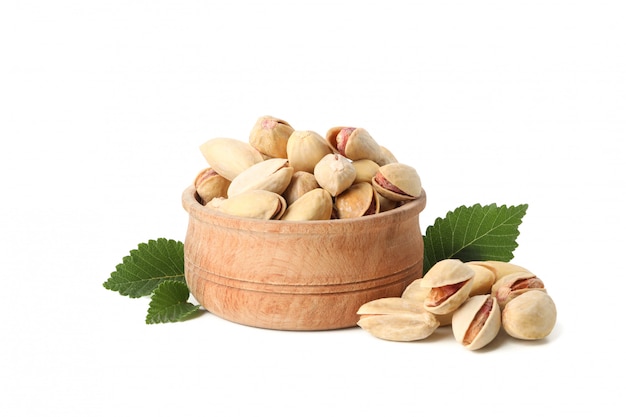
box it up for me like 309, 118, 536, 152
182, 185, 426, 330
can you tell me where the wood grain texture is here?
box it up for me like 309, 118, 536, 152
182, 185, 426, 330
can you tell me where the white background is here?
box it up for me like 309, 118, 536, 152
1, 0, 624, 415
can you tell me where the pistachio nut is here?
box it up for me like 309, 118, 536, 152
372, 162, 422, 202
491, 271, 546, 309
334, 182, 380, 219
199, 137, 264, 181
194, 167, 231, 205
378, 146, 399, 165
282, 170, 320, 205
421, 259, 475, 315
280, 188, 333, 221
313, 153, 357, 197
249, 115, 294, 158
452, 295, 501, 350
326, 126, 386, 164
227, 158, 293, 198
402, 278, 453, 326
467, 260, 531, 282
357, 297, 426, 318
286, 130, 333, 173
217, 189, 286, 220
402, 279, 430, 303
502, 290, 557, 340
351, 159, 380, 184
466, 263, 497, 296
357, 312, 439, 342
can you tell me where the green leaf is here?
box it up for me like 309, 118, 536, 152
422, 203, 528, 274
103, 238, 185, 298
146, 280, 201, 324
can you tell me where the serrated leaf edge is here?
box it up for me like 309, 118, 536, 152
447, 203, 527, 258
102, 238, 185, 298
145, 280, 201, 324
423, 203, 528, 274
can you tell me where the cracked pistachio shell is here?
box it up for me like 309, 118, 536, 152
352, 159, 380, 184
249, 115, 294, 158
280, 188, 332, 221
334, 182, 380, 219
372, 162, 422, 202
194, 168, 231, 204
326, 127, 386, 164
491, 271, 546, 309
227, 158, 293, 198
282, 171, 320, 205
402, 278, 453, 326
466, 263, 497, 296
502, 290, 556, 340
452, 295, 501, 350
218, 190, 286, 220
286, 130, 333, 173
357, 312, 440, 342
424, 283, 474, 315
199, 138, 264, 181
421, 259, 475, 315
313, 153, 357, 197
357, 297, 425, 318
468, 260, 531, 282
422, 259, 475, 287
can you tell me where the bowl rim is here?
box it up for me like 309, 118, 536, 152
182, 185, 426, 234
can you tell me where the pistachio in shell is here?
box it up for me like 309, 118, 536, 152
372, 162, 422, 202
280, 188, 333, 221
357, 309, 439, 342
491, 271, 546, 309
286, 130, 333, 173
334, 182, 380, 219
227, 158, 293, 197
249, 115, 294, 158
466, 263, 497, 296
282, 170, 320, 205
502, 290, 557, 340
421, 259, 475, 315
357, 297, 426, 318
217, 189, 286, 220
352, 159, 380, 184
402, 278, 453, 326
402, 279, 430, 303
199, 137, 264, 181
452, 294, 501, 351
357, 297, 440, 342
313, 153, 357, 197
325, 126, 386, 164
468, 260, 531, 283
194, 167, 231, 204
378, 146, 399, 165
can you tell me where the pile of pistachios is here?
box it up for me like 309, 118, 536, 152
357, 259, 557, 350
193, 115, 422, 220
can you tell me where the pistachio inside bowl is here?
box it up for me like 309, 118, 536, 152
181, 185, 427, 330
